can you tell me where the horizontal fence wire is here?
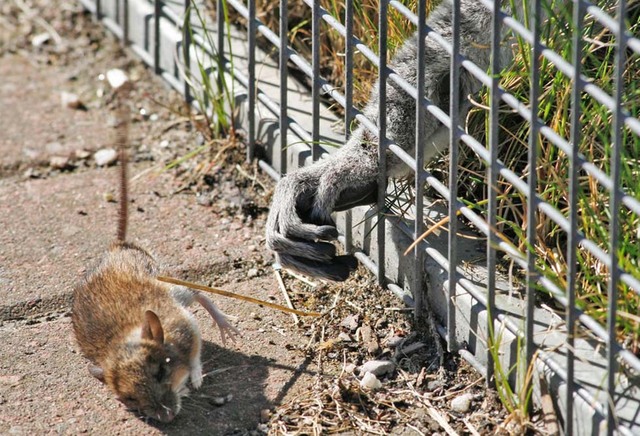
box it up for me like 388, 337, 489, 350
81, 0, 640, 432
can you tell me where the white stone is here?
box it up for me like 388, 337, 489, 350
32, 32, 50, 47
359, 360, 395, 377
450, 393, 473, 413
360, 372, 382, 390
106, 68, 129, 90
50, 156, 70, 169
75, 150, 91, 160
94, 148, 118, 166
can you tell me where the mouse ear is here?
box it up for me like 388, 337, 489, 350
142, 310, 164, 344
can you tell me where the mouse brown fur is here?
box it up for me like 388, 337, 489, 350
71, 73, 237, 423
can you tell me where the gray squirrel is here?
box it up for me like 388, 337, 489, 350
266, 0, 515, 281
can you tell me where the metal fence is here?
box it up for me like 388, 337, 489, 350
81, 0, 640, 433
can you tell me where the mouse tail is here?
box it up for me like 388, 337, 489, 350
113, 81, 132, 244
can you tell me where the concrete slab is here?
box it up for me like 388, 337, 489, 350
0, 7, 324, 432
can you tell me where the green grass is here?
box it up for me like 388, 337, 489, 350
463, 0, 640, 353
182, 0, 237, 139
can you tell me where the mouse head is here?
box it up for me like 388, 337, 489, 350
94, 311, 191, 423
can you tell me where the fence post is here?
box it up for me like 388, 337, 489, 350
376, 0, 388, 286
606, 1, 627, 434
247, 0, 256, 162
153, 0, 161, 75
447, 0, 461, 352
566, 0, 586, 432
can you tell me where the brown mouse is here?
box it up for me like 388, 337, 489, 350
71, 70, 238, 423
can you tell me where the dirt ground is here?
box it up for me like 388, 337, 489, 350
0, 1, 517, 434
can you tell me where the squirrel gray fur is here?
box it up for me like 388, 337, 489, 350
266, 0, 520, 280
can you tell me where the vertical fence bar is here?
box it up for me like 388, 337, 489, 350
123, 0, 129, 44
154, 0, 161, 75
183, 0, 192, 105
96, 0, 102, 19
217, 0, 225, 91
486, 0, 502, 387
525, 0, 541, 419
606, 2, 627, 433
311, 0, 321, 161
413, 0, 427, 321
247, 0, 256, 161
376, 0, 388, 284
343, 0, 355, 252
566, 1, 585, 432
279, 0, 288, 174
447, 0, 461, 351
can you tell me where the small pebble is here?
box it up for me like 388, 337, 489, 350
149, 113, 159, 122
359, 360, 395, 377
450, 393, 473, 413
360, 372, 382, 390
49, 156, 71, 170
247, 268, 259, 278
210, 396, 226, 406
23, 168, 41, 179
385, 335, 404, 348
32, 32, 50, 47
106, 68, 129, 89
94, 148, 118, 166
359, 324, 380, 354
75, 149, 91, 160
159, 140, 170, 148
338, 332, 352, 342
344, 363, 356, 374
250, 312, 261, 320
61, 91, 82, 109
340, 314, 360, 331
